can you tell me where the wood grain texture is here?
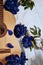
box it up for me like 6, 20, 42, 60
0, 0, 21, 63
0, 10, 21, 64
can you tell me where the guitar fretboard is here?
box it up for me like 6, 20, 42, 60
0, 0, 3, 23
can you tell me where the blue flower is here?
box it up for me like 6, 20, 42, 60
5, 54, 20, 65
5, 54, 20, 62
6, 61, 14, 65
14, 24, 27, 38
7, 43, 14, 48
0, 62, 2, 65
21, 62, 25, 65
5, 52, 28, 65
21, 52, 26, 58
14, 55, 20, 63
28, 36, 34, 41
7, 29, 13, 35
6, 61, 20, 65
22, 36, 34, 48
13, 63, 19, 65
20, 52, 28, 60
21, 25, 27, 35
5, 54, 15, 61
4, 0, 19, 14
20, 52, 28, 65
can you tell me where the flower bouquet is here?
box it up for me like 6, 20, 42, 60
0, 0, 42, 65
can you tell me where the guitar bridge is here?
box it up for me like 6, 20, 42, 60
0, 49, 11, 53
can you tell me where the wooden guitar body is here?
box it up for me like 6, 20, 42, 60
0, 9, 21, 61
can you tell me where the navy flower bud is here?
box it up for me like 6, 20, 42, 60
7, 43, 14, 48
7, 29, 13, 35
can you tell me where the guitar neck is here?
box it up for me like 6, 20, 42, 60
0, 0, 3, 23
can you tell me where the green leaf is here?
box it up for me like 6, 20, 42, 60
32, 40, 39, 49
30, 26, 37, 35
30, 47, 32, 51
34, 25, 37, 30
24, 6, 28, 9
30, 1, 35, 10
34, 35, 40, 38
38, 27, 41, 37
29, 1, 34, 10
41, 39, 43, 47
30, 31, 37, 35
30, 28, 35, 31
30, 25, 41, 38
18, 0, 34, 10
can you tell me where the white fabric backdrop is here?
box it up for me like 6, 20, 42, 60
15, 0, 43, 65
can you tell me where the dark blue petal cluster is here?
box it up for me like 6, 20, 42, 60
5, 52, 28, 65
14, 55, 20, 63
7, 29, 13, 35
5, 54, 16, 61
5, 54, 20, 65
14, 24, 27, 38
20, 52, 28, 65
6, 61, 13, 65
22, 36, 34, 48
0, 62, 2, 65
7, 43, 14, 48
4, 0, 19, 14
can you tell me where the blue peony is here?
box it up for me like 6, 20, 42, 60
14, 24, 27, 38
5, 54, 20, 65
28, 36, 34, 41
5, 52, 28, 65
20, 62, 25, 65
4, 0, 19, 14
20, 52, 28, 60
6, 61, 14, 65
22, 36, 34, 48
13, 63, 19, 65
21, 52, 26, 58
14, 55, 20, 64
5, 54, 15, 61
20, 52, 28, 65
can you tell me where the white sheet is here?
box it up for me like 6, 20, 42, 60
15, 0, 43, 65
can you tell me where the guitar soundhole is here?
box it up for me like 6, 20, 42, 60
0, 26, 4, 34
0, 23, 7, 38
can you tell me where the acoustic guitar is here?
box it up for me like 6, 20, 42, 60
0, 0, 21, 63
